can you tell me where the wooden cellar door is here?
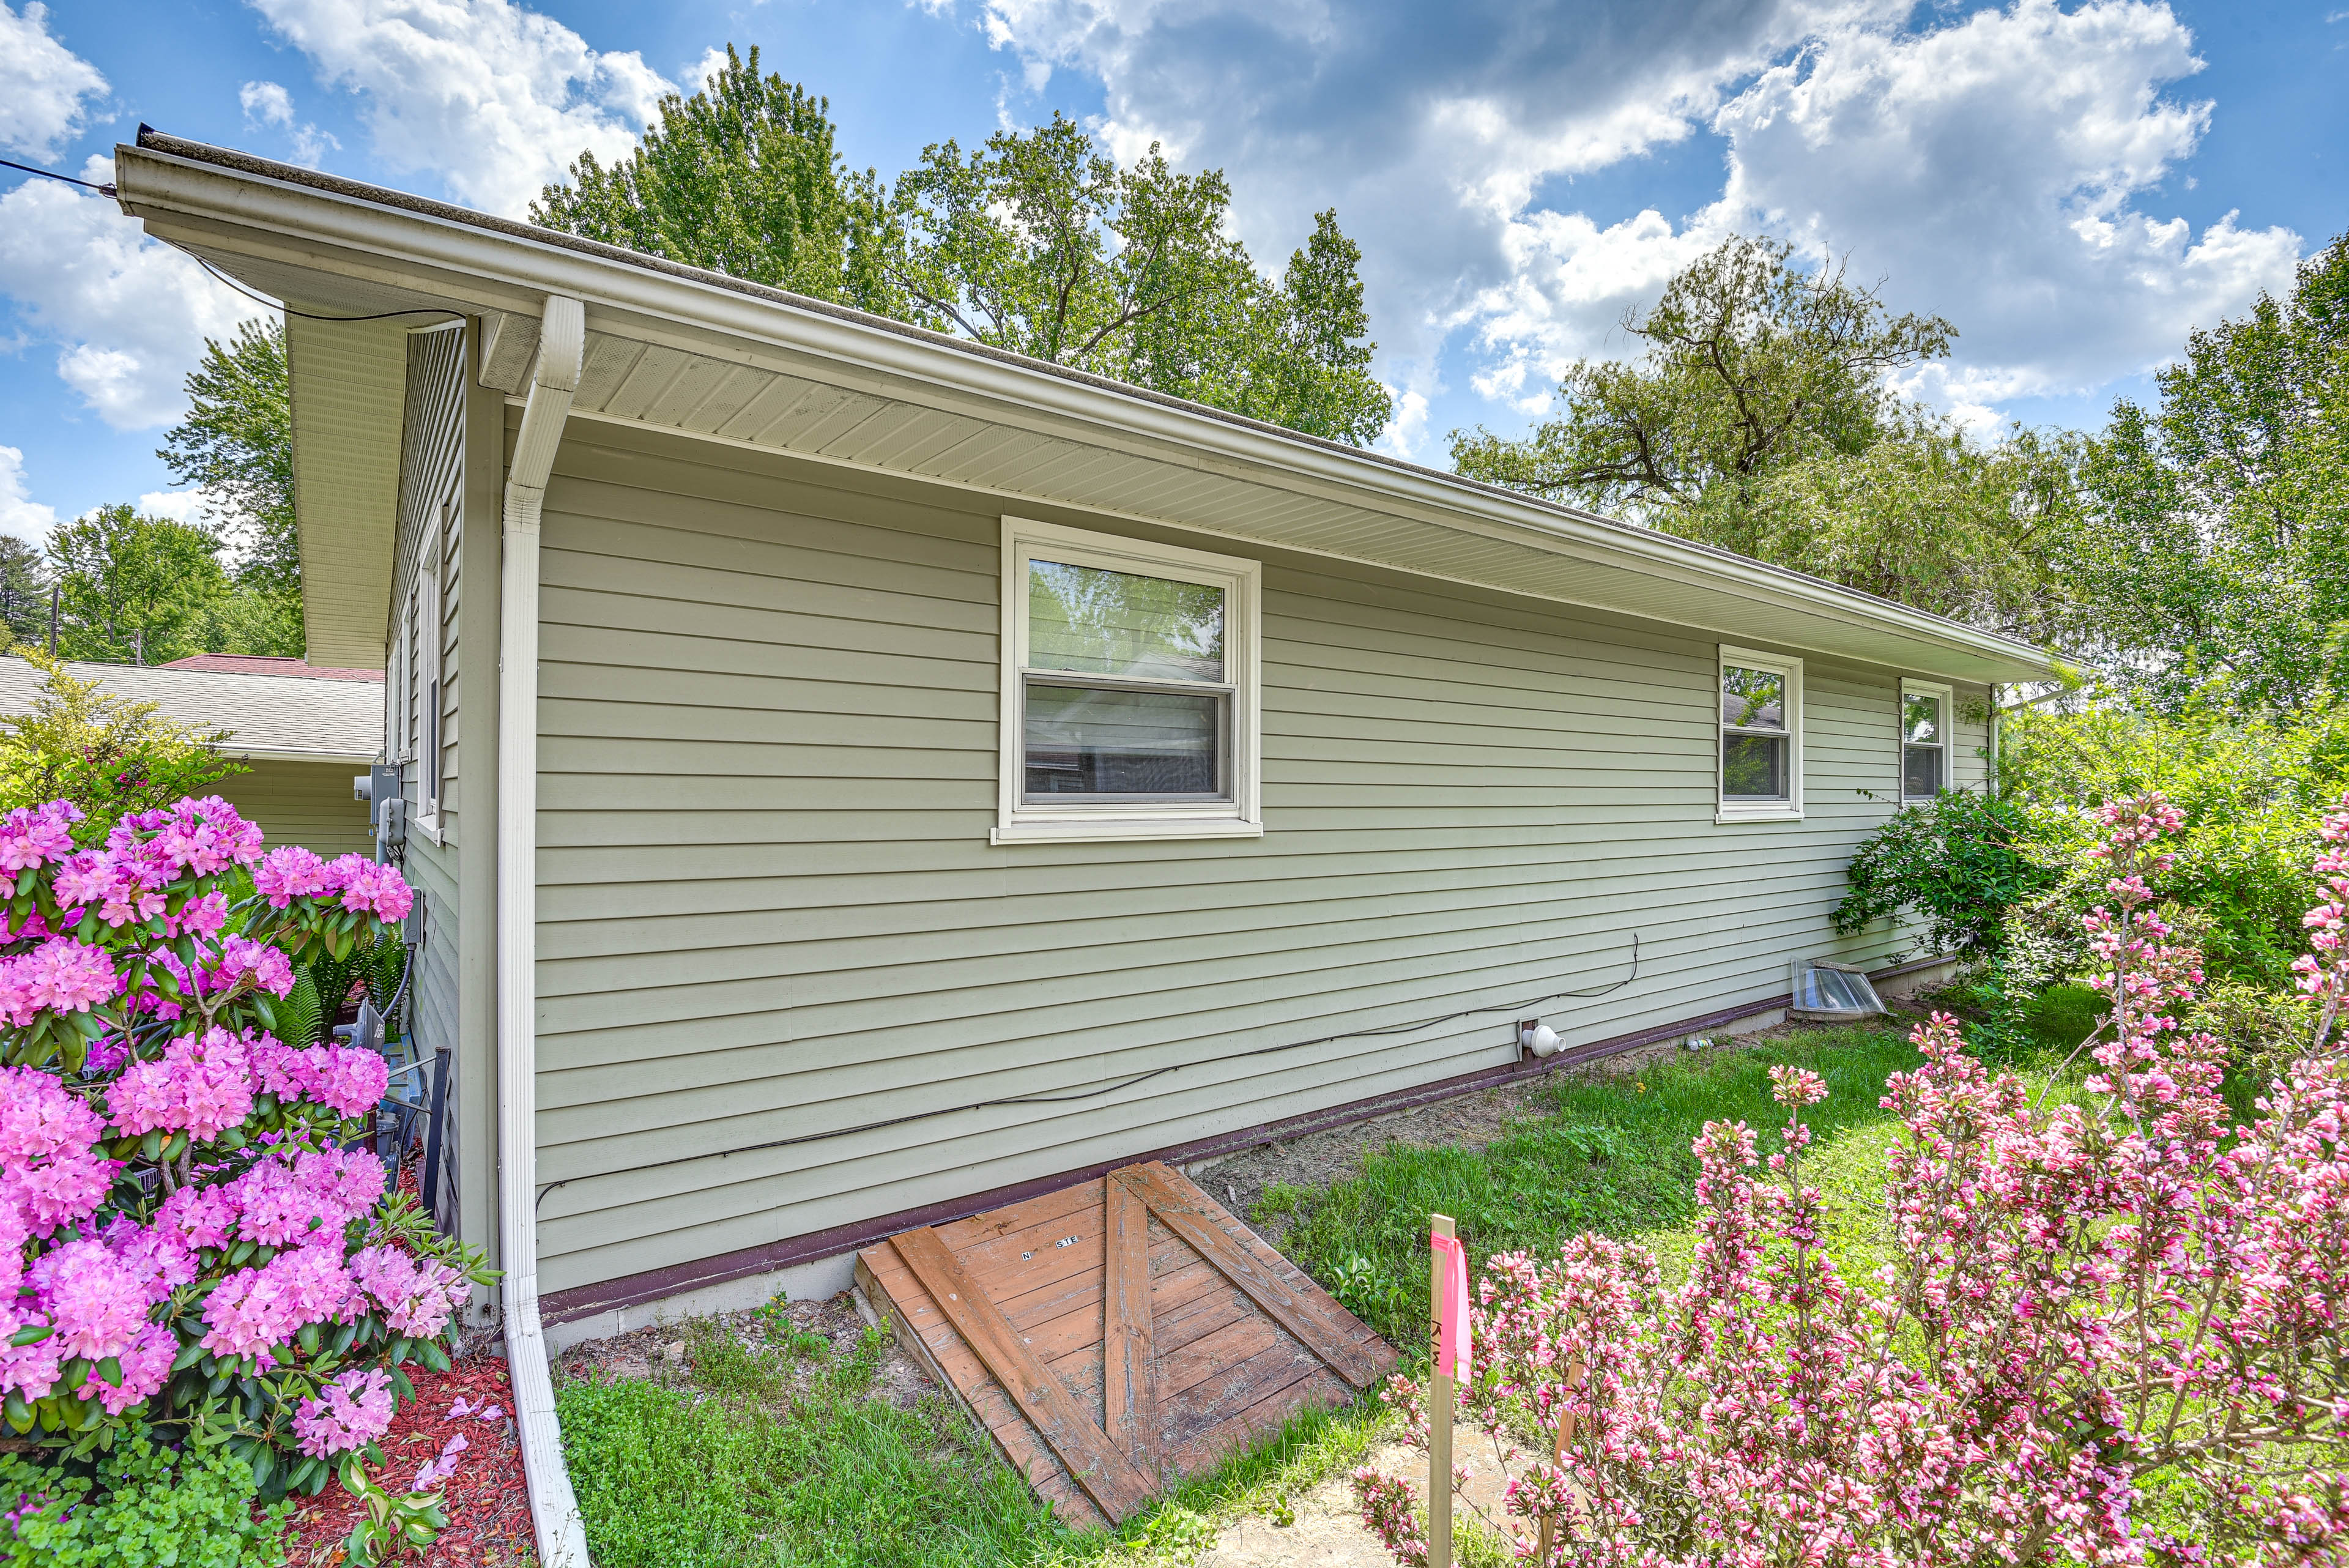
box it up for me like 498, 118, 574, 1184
856, 1161, 1398, 1528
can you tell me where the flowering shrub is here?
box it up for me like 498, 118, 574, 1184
0, 795, 489, 1515
1355, 791, 2349, 1564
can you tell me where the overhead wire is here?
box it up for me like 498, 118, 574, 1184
535, 934, 1640, 1212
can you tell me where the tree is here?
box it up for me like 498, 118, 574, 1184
2071, 234, 2349, 713
46, 505, 230, 666
0, 535, 49, 648
1449, 238, 2076, 639
531, 45, 894, 311
535, 51, 1393, 446
0, 650, 244, 841
157, 318, 304, 655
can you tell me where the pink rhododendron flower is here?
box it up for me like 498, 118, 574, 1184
0, 799, 79, 880
201, 1246, 363, 1358
292, 1367, 394, 1458
0, 1336, 63, 1405
253, 1041, 388, 1119
324, 855, 413, 921
167, 890, 229, 939
224, 1144, 384, 1249
349, 1245, 465, 1336
155, 1181, 236, 1250
253, 845, 332, 907
107, 1027, 256, 1140
0, 1066, 114, 1236
150, 797, 263, 875
100, 1214, 198, 1307
28, 1239, 152, 1361
205, 934, 295, 999
78, 1321, 176, 1415
0, 937, 120, 1024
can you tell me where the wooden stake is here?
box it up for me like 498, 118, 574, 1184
1428, 1213, 1455, 1568
1534, 1360, 1584, 1566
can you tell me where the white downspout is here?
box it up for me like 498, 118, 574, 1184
497, 294, 588, 1568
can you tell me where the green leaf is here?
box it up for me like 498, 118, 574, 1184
10, 1323, 53, 1347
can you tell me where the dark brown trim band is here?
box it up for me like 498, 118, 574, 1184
543, 984, 1833, 1326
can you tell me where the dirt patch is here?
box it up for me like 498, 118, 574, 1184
554, 1288, 938, 1411
1197, 1425, 1521, 1568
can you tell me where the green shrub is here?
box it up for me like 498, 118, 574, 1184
0, 1429, 289, 1567
1833, 790, 2052, 957
0, 652, 244, 844
1998, 696, 2349, 985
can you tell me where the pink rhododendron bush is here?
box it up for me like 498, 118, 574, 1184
1354, 793, 2349, 1566
0, 795, 490, 1509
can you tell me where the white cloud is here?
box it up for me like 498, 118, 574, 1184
240, 78, 340, 167
973, 0, 2300, 430
135, 488, 209, 524
0, 447, 58, 541
0, 172, 267, 429
0, 2, 107, 160
1709, 0, 2301, 398
245, 0, 673, 215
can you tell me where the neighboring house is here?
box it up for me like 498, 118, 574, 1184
0, 655, 379, 856
113, 132, 2049, 1398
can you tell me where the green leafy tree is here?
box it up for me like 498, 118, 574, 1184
46, 505, 230, 666
0, 650, 245, 842
0, 534, 50, 647
535, 51, 1393, 445
2071, 234, 2349, 712
157, 318, 303, 655
532, 45, 896, 311
1450, 237, 2075, 637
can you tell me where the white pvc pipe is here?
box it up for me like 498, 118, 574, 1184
497, 294, 588, 1568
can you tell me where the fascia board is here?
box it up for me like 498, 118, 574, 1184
114, 143, 2052, 684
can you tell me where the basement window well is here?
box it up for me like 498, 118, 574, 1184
995, 517, 1263, 845
1792, 960, 1887, 1021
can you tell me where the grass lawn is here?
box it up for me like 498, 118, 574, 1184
557, 1005, 2160, 1565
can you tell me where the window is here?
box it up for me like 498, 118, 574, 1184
996, 517, 1261, 844
407, 515, 445, 840
1718, 646, 1802, 821
1901, 680, 1952, 801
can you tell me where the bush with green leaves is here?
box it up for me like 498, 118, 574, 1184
1998, 691, 2349, 984
1831, 788, 2051, 959
0, 1424, 288, 1567
0, 654, 244, 845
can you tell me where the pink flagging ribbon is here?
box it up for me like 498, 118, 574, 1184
1431, 1230, 1471, 1381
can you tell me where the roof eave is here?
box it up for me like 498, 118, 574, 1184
110, 136, 2053, 686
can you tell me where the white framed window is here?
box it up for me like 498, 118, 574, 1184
1717, 645, 1803, 822
407, 515, 445, 841
1901, 680, 1953, 801
995, 516, 1262, 845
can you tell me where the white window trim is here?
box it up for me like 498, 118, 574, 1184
1716, 644, 1803, 823
993, 516, 1263, 845
409, 533, 445, 844
1900, 678, 1955, 802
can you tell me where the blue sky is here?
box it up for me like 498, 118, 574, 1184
1, 0, 2342, 540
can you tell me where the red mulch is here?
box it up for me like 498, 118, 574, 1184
278, 1351, 534, 1566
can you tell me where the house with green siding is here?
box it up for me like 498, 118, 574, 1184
110, 130, 2050, 1361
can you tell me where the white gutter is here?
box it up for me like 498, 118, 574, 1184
109, 140, 2047, 683
497, 292, 588, 1568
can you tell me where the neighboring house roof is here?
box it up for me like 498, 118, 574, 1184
0, 657, 380, 764
111, 129, 2056, 686
162, 653, 385, 682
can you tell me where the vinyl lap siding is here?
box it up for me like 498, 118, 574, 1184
530, 420, 1991, 1297
390, 324, 467, 1233
217, 758, 371, 857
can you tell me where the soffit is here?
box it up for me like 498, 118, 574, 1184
114, 139, 2051, 687
286, 314, 407, 670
